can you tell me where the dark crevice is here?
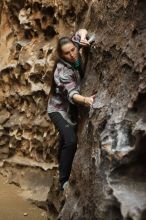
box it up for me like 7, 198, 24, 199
43, 26, 57, 39
131, 93, 146, 114
135, 133, 146, 164
52, 16, 58, 24
122, 64, 133, 74
106, 205, 123, 220
42, 6, 55, 17
132, 29, 138, 38
24, 29, 33, 39
47, 201, 58, 217
29, 74, 44, 83
42, 15, 47, 23
64, 7, 76, 24
33, 2, 42, 12
140, 210, 146, 220
34, 19, 41, 29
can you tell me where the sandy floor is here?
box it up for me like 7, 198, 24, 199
0, 174, 48, 220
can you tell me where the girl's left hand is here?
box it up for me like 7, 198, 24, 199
84, 94, 96, 107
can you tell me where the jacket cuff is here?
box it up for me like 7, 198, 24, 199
68, 90, 79, 104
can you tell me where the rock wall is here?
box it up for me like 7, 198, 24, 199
60, 0, 146, 220
0, 0, 76, 218
0, 0, 146, 220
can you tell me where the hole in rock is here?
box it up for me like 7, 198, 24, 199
103, 51, 113, 61
10, 0, 25, 10
132, 93, 146, 114
33, 31, 38, 38
42, 6, 55, 17
136, 134, 146, 164
33, 2, 41, 11
66, 8, 76, 18
37, 49, 44, 59
42, 15, 47, 23
140, 210, 146, 220
105, 202, 124, 220
47, 201, 58, 216
64, 8, 76, 23
29, 74, 43, 83
43, 26, 56, 39
32, 90, 46, 99
24, 30, 33, 39
132, 29, 138, 38
47, 48, 53, 55
122, 63, 133, 73
52, 17, 57, 24
16, 43, 22, 51
35, 19, 41, 29
98, 119, 107, 133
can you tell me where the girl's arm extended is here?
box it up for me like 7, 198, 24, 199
72, 93, 95, 107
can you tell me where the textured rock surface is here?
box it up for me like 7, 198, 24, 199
0, 0, 146, 220
58, 0, 146, 220
0, 0, 76, 218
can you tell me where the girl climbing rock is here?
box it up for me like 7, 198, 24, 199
48, 29, 95, 191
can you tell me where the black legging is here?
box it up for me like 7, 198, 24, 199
49, 112, 77, 186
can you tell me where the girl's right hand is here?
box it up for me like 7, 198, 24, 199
80, 38, 90, 46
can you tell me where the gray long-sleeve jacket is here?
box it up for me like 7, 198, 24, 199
48, 31, 84, 125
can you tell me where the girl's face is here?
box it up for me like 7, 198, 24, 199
61, 42, 78, 63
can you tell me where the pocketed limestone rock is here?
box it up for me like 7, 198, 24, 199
0, 0, 146, 219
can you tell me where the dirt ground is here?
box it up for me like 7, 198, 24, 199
0, 174, 48, 220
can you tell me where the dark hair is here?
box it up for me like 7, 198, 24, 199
49, 37, 76, 99
57, 37, 75, 58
